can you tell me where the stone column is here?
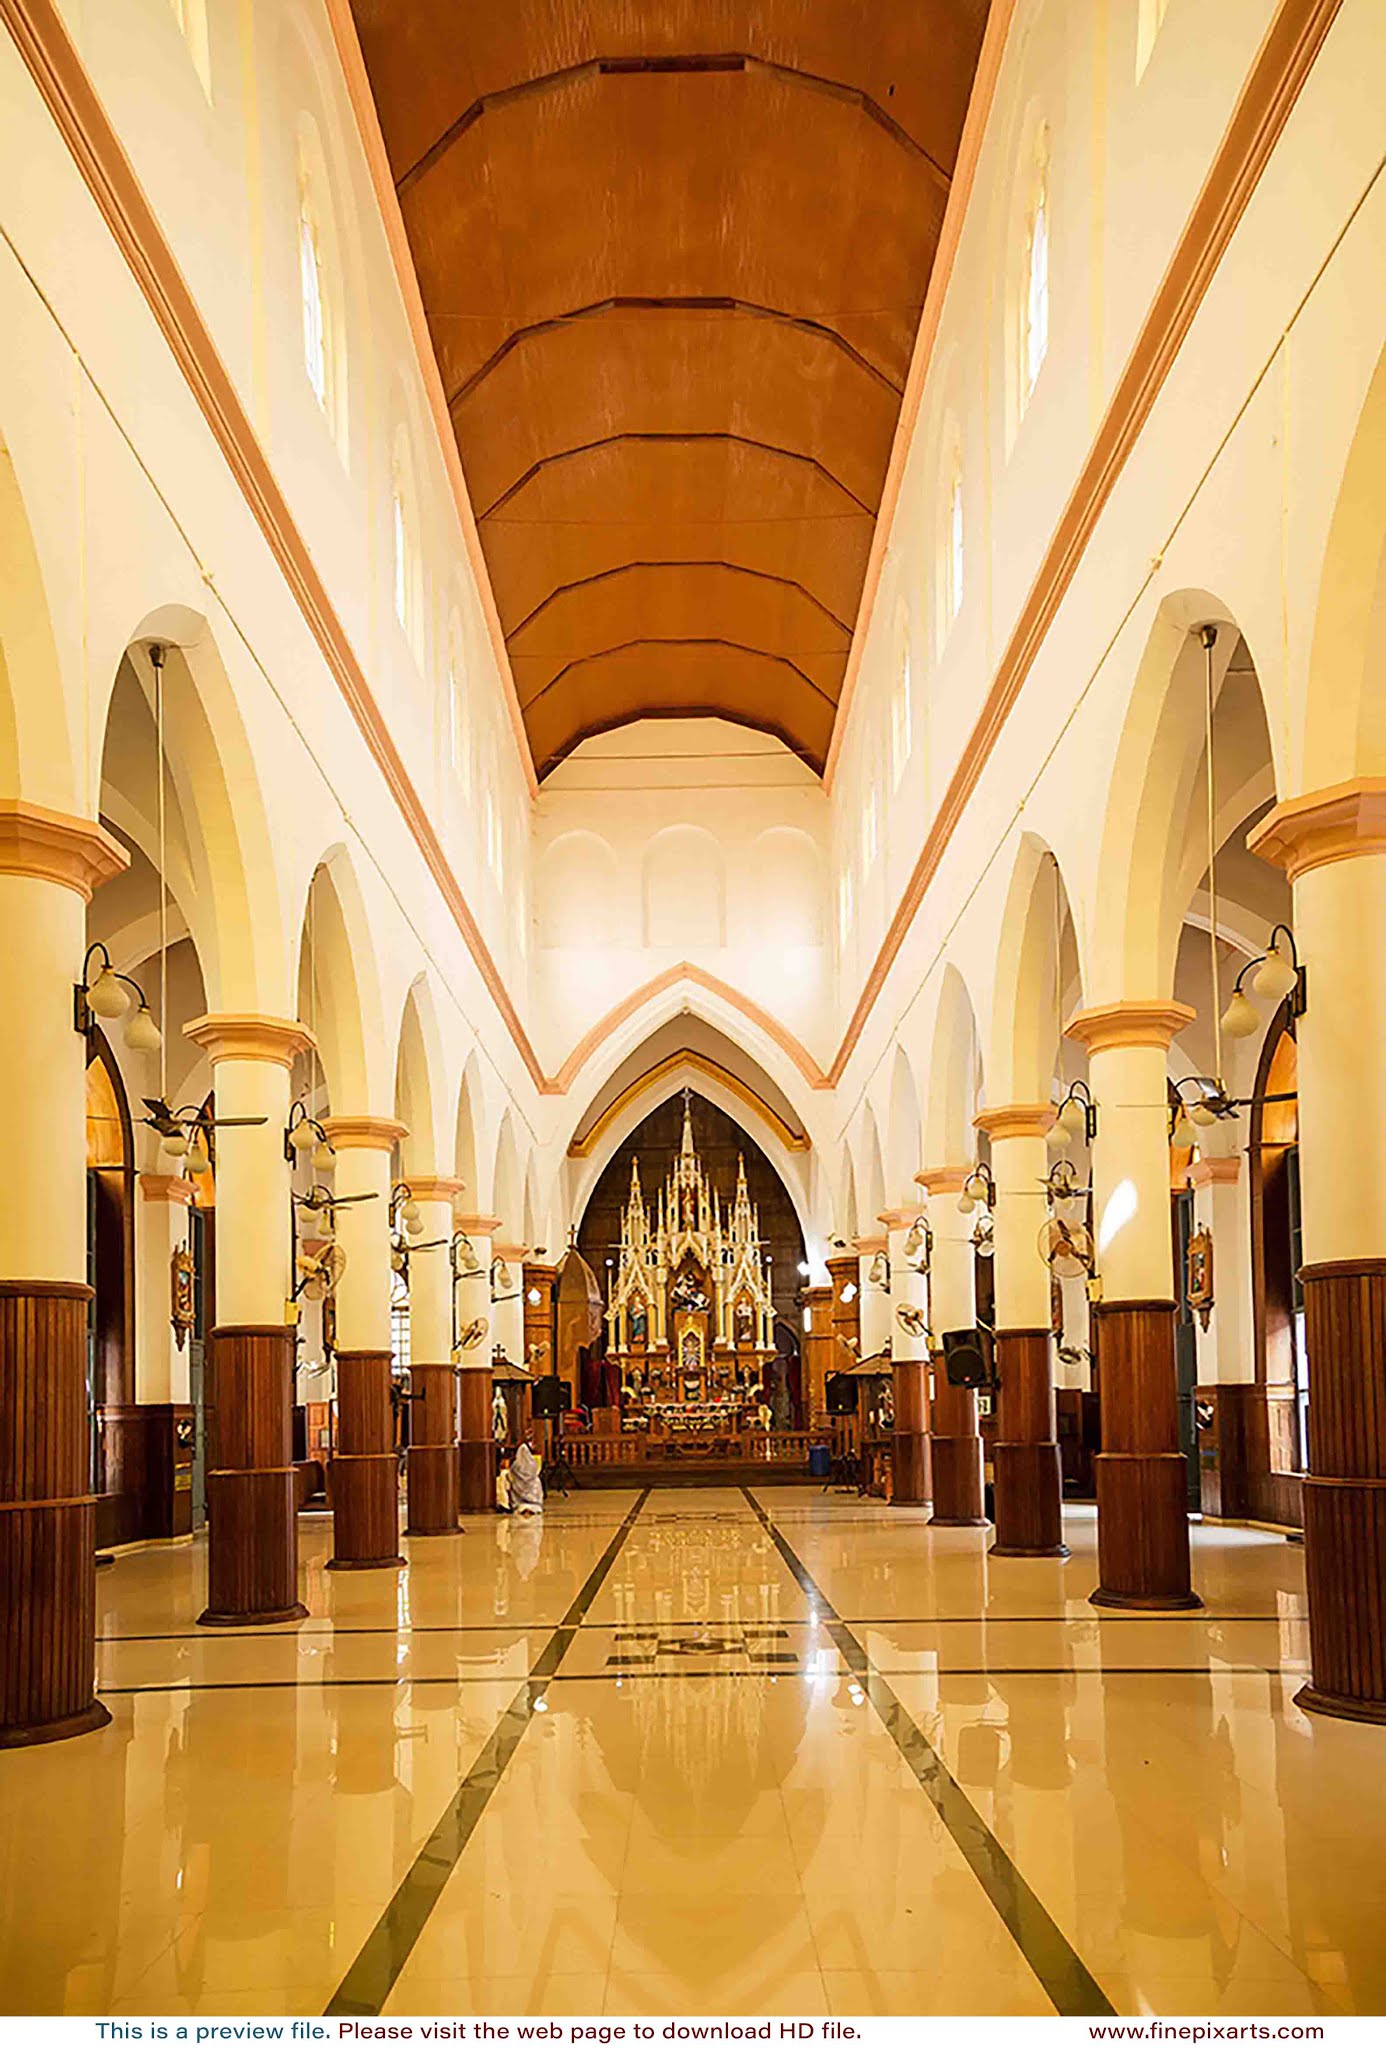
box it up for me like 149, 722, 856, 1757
881, 1209, 930, 1505
917, 1167, 988, 1527
1066, 1002, 1200, 1609
492, 1241, 527, 1370
403, 1175, 462, 1536
136, 1173, 197, 1539
0, 805, 125, 1743
976, 1106, 1068, 1559
1250, 783, 1386, 1720
801, 1284, 833, 1424
455, 1214, 499, 1510
184, 1012, 314, 1627
320, 1116, 405, 1570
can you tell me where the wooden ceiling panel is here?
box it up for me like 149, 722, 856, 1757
348, 1, 992, 774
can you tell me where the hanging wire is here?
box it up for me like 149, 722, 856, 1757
1201, 625, 1222, 1086
151, 643, 169, 1103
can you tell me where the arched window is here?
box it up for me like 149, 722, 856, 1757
392, 480, 409, 633
891, 634, 913, 786
444, 619, 464, 778
1136, 0, 1171, 79
861, 779, 879, 874
837, 867, 855, 953
170, 0, 212, 98
298, 179, 329, 414
1021, 132, 1051, 407
944, 458, 965, 631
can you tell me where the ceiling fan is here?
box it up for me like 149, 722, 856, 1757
294, 1184, 378, 1228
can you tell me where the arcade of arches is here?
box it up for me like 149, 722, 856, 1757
1, 0, 1386, 2026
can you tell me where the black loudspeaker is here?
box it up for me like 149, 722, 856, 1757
532, 1375, 570, 1419
941, 1327, 993, 1390
825, 1372, 857, 1416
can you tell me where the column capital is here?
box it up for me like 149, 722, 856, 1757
407, 1175, 465, 1205
456, 1213, 502, 1238
878, 1207, 923, 1231
1247, 777, 1386, 881
184, 1013, 315, 1066
915, 1164, 970, 1193
320, 1115, 408, 1152
803, 1283, 833, 1305
493, 1241, 528, 1263
0, 799, 127, 899
974, 1103, 1055, 1142
1064, 1000, 1195, 1052
139, 1172, 196, 1206
1188, 1155, 1242, 1187
852, 1234, 887, 1257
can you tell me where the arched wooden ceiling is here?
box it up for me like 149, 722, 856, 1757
348, 2, 993, 778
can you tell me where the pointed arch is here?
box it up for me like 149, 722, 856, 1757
1303, 342, 1386, 783
923, 963, 984, 1166
885, 1043, 924, 1208
990, 833, 1084, 1102
491, 1109, 523, 1237
453, 1048, 485, 1199
393, 974, 449, 1175
293, 845, 387, 1112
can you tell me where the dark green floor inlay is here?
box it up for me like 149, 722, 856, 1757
740, 1486, 1116, 2019
324, 1487, 651, 2017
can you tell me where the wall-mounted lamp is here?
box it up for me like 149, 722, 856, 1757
285, 1099, 334, 1171
1220, 923, 1306, 1040
1051, 1079, 1098, 1148
75, 942, 162, 1052
902, 1216, 932, 1270
957, 1164, 995, 1215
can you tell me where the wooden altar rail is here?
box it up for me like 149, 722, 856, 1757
566, 1430, 816, 1468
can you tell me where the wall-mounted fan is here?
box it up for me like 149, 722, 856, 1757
526, 1340, 551, 1366
971, 1212, 994, 1259
896, 1302, 932, 1341
458, 1316, 490, 1351
1038, 1217, 1095, 1280
295, 1243, 346, 1301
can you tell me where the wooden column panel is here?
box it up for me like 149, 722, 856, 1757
406, 1361, 459, 1536
0, 1281, 110, 1746
928, 1363, 988, 1527
523, 1263, 557, 1375
457, 1370, 496, 1511
200, 1325, 306, 1626
802, 1285, 833, 1425
992, 1328, 1067, 1558
1297, 1260, 1386, 1723
330, 1349, 403, 1569
891, 1358, 930, 1505
1090, 1300, 1198, 1609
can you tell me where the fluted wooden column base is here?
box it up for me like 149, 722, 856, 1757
891, 1359, 930, 1505
1295, 1262, 1386, 1722
406, 1360, 460, 1534
198, 1326, 307, 1626
1090, 1301, 1199, 1609
928, 1369, 988, 1526
329, 1350, 403, 1569
200, 1469, 306, 1624
0, 1282, 110, 1743
1091, 1453, 1201, 1607
992, 1330, 1068, 1558
458, 1371, 496, 1511
407, 1446, 460, 1535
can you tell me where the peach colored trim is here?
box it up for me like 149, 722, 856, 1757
321, 0, 536, 798
823, 0, 1343, 1086
824, 0, 1018, 788
0, 800, 127, 899
1247, 777, 1386, 881
1189, 1156, 1242, 1187
974, 1103, 1056, 1143
545, 962, 829, 1095
914, 1166, 970, 1193
878, 1207, 923, 1231
852, 1235, 888, 1258
407, 1175, 465, 1205
138, 1173, 195, 1206
493, 1243, 527, 1264
183, 1013, 315, 1067
567, 1048, 810, 1158
455, 1214, 502, 1239
320, 1115, 408, 1152
1, 0, 546, 1087
1064, 1001, 1196, 1053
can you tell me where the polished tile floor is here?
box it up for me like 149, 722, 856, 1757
1, 1486, 1381, 2018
